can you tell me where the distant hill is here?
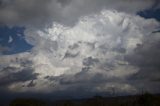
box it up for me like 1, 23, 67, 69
5, 93, 160, 106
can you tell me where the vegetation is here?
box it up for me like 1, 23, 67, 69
9, 98, 47, 106
9, 93, 160, 106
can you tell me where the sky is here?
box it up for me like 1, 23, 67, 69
0, 0, 160, 101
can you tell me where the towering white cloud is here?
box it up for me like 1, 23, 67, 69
3, 10, 158, 94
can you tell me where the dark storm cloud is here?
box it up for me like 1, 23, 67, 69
47, 66, 121, 86
152, 0, 160, 8
44, 67, 92, 85
27, 80, 36, 87
125, 32, 160, 82
0, 67, 38, 86
83, 56, 99, 66
43, 68, 134, 98
0, 0, 157, 27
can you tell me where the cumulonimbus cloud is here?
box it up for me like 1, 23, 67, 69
0, 10, 159, 96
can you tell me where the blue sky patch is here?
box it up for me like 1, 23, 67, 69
0, 26, 33, 55
138, 8, 160, 22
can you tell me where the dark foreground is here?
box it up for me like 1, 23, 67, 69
2, 93, 160, 106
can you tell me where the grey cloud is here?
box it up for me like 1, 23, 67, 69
55, 74, 101, 85
152, 0, 160, 8
44, 67, 92, 85
0, 0, 62, 27
86, 42, 96, 50
125, 32, 160, 82
20, 60, 33, 67
0, 54, 38, 87
68, 43, 79, 49
127, 33, 160, 66
44, 69, 135, 96
100, 62, 115, 71
30, 37, 59, 53
0, 0, 157, 27
98, 44, 109, 54
50, 66, 123, 85
0, 66, 18, 73
44, 76, 55, 81
63, 51, 79, 59
44, 67, 91, 84
83, 56, 99, 66
57, 0, 72, 7
81, 67, 91, 72
0, 52, 31, 68
27, 80, 36, 87
112, 47, 126, 53
0, 67, 38, 86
